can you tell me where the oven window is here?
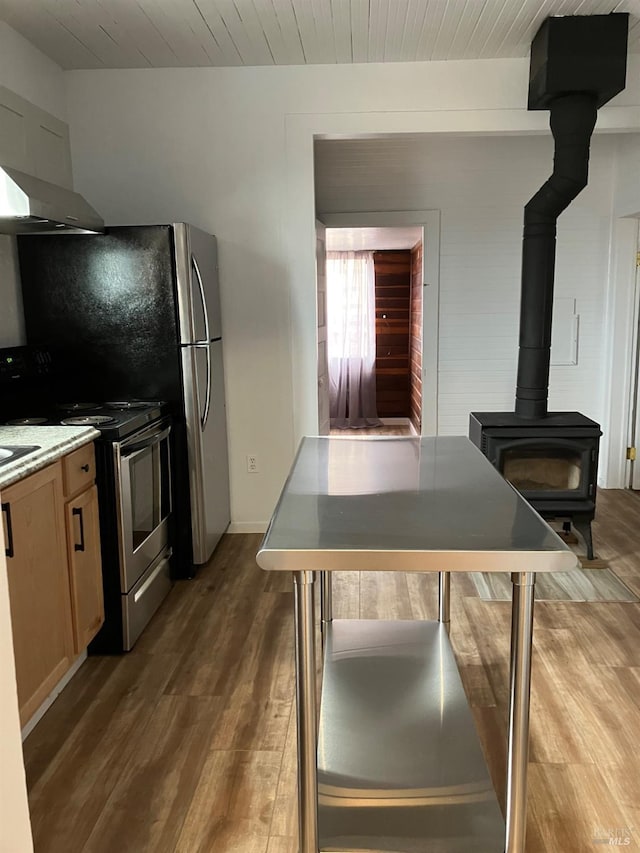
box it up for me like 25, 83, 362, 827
503, 448, 582, 491
129, 441, 171, 550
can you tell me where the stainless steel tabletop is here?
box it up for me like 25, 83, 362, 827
257, 436, 578, 573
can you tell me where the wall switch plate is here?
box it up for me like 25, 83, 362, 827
247, 455, 259, 473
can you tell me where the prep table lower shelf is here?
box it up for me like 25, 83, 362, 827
318, 619, 504, 853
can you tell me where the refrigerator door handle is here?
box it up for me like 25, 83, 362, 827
191, 254, 211, 344
192, 343, 212, 430
202, 344, 212, 430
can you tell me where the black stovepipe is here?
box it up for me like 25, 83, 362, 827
515, 92, 598, 419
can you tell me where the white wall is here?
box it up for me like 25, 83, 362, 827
0, 536, 33, 853
0, 23, 69, 348
0, 22, 67, 119
64, 57, 640, 527
614, 133, 640, 217
315, 133, 617, 433
0, 237, 24, 347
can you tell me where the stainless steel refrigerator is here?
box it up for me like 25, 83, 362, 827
18, 223, 231, 575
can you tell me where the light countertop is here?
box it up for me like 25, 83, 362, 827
0, 426, 100, 490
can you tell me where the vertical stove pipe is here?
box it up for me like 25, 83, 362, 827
515, 92, 597, 419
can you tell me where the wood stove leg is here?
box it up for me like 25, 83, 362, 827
573, 517, 595, 560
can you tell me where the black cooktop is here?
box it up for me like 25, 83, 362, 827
0, 345, 170, 440
5, 401, 168, 441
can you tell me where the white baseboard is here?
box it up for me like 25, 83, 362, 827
227, 521, 268, 534
22, 650, 88, 741
380, 417, 419, 435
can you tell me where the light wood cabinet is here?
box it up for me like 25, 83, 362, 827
2, 443, 104, 726
2, 461, 75, 726
62, 442, 96, 497
61, 444, 105, 657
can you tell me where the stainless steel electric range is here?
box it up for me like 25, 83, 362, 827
1, 346, 173, 651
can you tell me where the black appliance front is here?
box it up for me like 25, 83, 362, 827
18, 226, 195, 577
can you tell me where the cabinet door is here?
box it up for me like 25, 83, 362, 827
3, 462, 74, 726
0, 85, 73, 187
0, 88, 29, 172
66, 485, 104, 653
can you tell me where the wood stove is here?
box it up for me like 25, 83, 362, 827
468, 14, 627, 562
469, 412, 601, 558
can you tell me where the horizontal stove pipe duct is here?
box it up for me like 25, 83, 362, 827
515, 93, 597, 420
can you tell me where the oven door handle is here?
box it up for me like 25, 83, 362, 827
121, 425, 172, 459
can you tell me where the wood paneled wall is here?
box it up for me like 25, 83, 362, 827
374, 251, 411, 418
409, 242, 423, 432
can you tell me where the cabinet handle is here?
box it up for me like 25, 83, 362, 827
81, 464, 90, 472
72, 506, 85, 552
2, 503, 14, 559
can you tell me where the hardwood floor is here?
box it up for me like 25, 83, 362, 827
329, 424, 413, 437
23, 489, 640, 852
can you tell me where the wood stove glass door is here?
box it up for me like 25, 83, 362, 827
496, 439, 593, 502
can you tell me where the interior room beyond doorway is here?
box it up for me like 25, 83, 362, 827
324, 226, 423, 437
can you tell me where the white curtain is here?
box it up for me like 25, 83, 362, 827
326, 251, 382, 429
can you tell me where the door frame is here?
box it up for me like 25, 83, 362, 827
315, 219, 330, 435
320, 210, 440, 436
626, 221, 640, 488
599, 216, 640, 488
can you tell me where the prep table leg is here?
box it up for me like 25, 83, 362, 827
505, 571, 536, 853
320, 571, 333, 650
293, 571, 319, 853
438, 571, 451, 633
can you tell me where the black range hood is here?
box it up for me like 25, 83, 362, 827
515, 13, 629, 419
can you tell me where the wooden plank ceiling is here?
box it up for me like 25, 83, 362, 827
0, 0, 638, 69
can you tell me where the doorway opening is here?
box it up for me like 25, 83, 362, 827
318, 225, 423, 437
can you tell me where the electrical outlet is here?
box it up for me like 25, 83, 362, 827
247, 455, 259, 473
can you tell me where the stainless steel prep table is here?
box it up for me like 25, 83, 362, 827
257, 436, 578, 853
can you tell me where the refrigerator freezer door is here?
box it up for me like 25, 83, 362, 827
174, 223, 222, 344
189, 224, 222, 340
181, 341, 230, 564
18, 226, 181, 402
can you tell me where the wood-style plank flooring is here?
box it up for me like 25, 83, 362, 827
329, 425, 413, 437
23, 489, 640, 852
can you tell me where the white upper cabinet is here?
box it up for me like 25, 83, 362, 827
0, 85, 73, 189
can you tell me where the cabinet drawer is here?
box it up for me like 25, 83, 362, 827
63, 444, 95, 498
